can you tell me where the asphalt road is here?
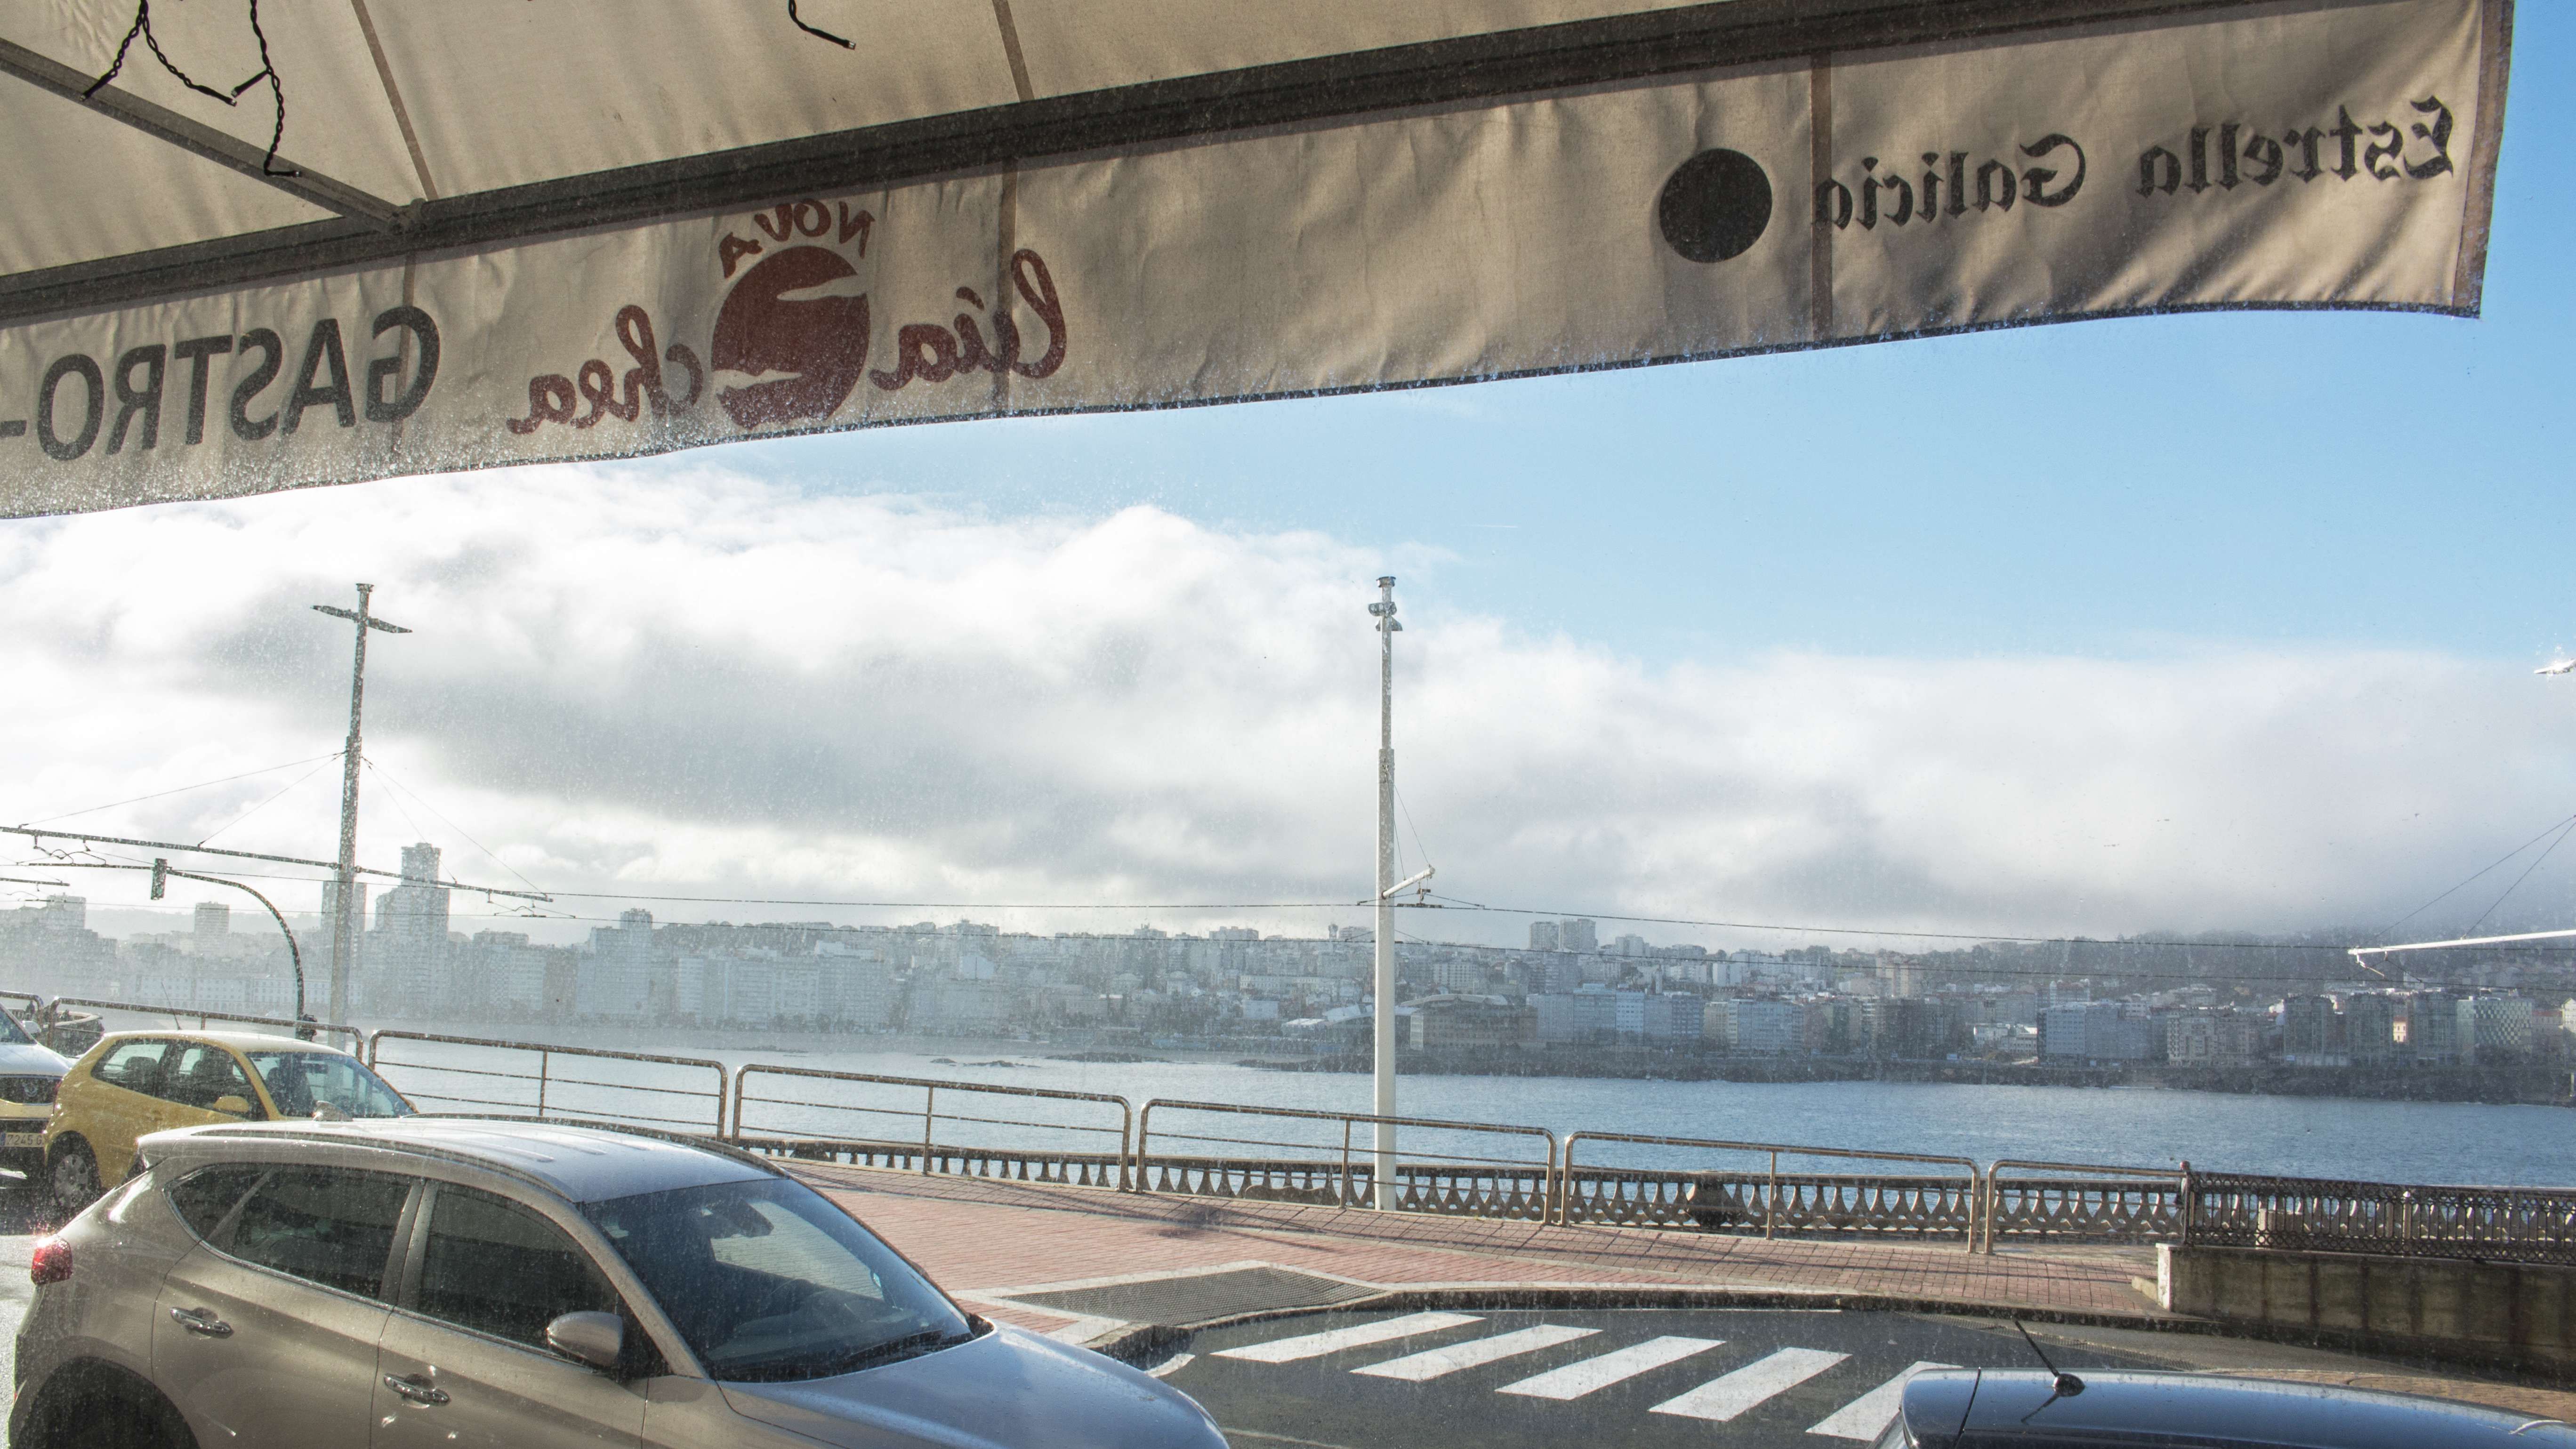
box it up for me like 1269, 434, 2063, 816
1155, 1307, 2402, 1449
0, 1176, 60, 1420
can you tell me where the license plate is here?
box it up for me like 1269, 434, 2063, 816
1, 1132, 42, 1148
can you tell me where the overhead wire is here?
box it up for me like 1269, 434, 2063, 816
360, 757, 547, 895
2374, 809, 2576, 943
2463, 817, 2576, 938
15, 752, 340, 829
196, 757, 338, 847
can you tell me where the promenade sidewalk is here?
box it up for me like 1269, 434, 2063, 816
787, 1161, 2161, 1338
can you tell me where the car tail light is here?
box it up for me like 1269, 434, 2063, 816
28, 1236, 70, 1287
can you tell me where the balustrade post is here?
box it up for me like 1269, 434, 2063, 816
922, 1086, 937, 1176
2178, 1160, 2194, 1248
1765, 1150, 1779, 1239
537, 1052, 550, 1119
1341, 1119, 1355, 1209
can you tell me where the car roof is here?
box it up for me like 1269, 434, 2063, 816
1903, 1369, 2573, 1448
141, 1117, 778, 1204
90, 1028, 355, 1058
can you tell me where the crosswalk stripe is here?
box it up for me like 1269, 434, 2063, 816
1354, 1324, 1601, 1382
1213, 1312, 1482, 1364
1650, 1347, 1851, 1422
1496, 1336, 1724, 1401
1805, 1361, 1960, 1441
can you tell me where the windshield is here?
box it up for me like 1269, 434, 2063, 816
243, 1051, 412, 1119
583, 1177, 971, 1382
0, 1011, 32, 1047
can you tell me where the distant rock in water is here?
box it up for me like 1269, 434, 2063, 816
1050, 1051, 1159, 1063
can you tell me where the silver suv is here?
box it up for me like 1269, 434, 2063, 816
12, 1117, 1227, 1449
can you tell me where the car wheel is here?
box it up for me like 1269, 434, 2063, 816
48, 1138, 99, 1213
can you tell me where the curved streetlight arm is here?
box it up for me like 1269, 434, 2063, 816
163, 868, 313, 1039
31, 861, 315, 1039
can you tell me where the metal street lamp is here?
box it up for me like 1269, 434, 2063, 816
1368, 577, 1402, 1210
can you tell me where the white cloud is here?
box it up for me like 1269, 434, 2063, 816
0, 463, 2566, 949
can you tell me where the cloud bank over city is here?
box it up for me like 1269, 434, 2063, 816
0, 463, 2567, 949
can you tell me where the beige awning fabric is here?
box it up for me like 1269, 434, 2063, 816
0, 0, 2515, 515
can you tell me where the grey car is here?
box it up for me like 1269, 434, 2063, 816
1888, 1367, 2576, 1448
11, 1116, 1228, 1449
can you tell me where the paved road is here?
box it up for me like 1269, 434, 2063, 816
1157, 1308, 2400, 1449
0, 1177, 60, 1420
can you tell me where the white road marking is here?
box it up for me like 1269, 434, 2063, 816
1214, 1313, 1481, 1364
1805, 1361, 1960, 1441
1496, 1336, 1723, 1400
1354, 1324, 1600, 1382
1650, 1347, 1851, 1422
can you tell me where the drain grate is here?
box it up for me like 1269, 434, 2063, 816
1012, 1266, 1379, 1325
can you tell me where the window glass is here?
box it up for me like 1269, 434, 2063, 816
158, 1045, 257, 1112
92, 1039, 170, 1095
585, 1177, 969, 1382
167, 1164, 268, 1241
0, 1011, 32, 1046
417, 1185, 619, 1348
220, 1167, 409, 1299
243, 1050, 411, 1119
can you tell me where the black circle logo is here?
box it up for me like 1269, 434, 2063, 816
1657, 148, 1773, 264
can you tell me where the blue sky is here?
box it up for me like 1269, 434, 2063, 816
694, 4, 2576, 671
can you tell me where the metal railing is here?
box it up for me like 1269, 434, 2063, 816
1980, 1159, 2184, 1254
366, 1030, 729, 1135
50, 995, 364, 1054
2183, 1172, 2576, 1266
729, 1064, 1134, 1190
1560, 1131, 1982, 1249
18, 985, 2576, 1267
1135, 1099, 1558, 1219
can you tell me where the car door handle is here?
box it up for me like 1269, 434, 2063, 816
168, 1306, 232, 1337
383, 1374, 450, 1406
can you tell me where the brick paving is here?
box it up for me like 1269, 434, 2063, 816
792, 1162, 2161, 1335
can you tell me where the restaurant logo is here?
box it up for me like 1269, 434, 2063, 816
507, 199, 1068, 437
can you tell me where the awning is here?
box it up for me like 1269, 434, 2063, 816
0, 0, 2516, 515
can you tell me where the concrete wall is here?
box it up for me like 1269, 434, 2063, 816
2160, 1242, 2576, 1369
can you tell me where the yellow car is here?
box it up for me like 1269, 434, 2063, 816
43, 1029, 413, 1209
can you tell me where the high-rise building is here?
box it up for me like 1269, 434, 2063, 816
2343, 993, 2400, 1063
192, 902, 230, 942
2403, 991, 2467, 1064
2463, 994, 2533, 1061
370, 843, 451, 1012
577, 908, 659, 1019
1528, 921, 1561, 952
38, 895, 85, 933
2279, 995, 2343, 1064
1560, 918, 1597, 954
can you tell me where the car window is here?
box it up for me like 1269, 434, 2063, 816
704, 1199, 888, 1300
92, 1039, 171, 1095
415, 1184, 620, 1348
218, 1167, 410, 1299
242, 1050, 412, 1119
157, 1045, 257, 1112
586, 1177, 969, 1382
0, 1011, 31, 1046
166, 1164, 269, 1241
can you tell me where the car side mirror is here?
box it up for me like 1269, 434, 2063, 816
545, 1311, 625, 1372
211, 1095, 253, 1117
